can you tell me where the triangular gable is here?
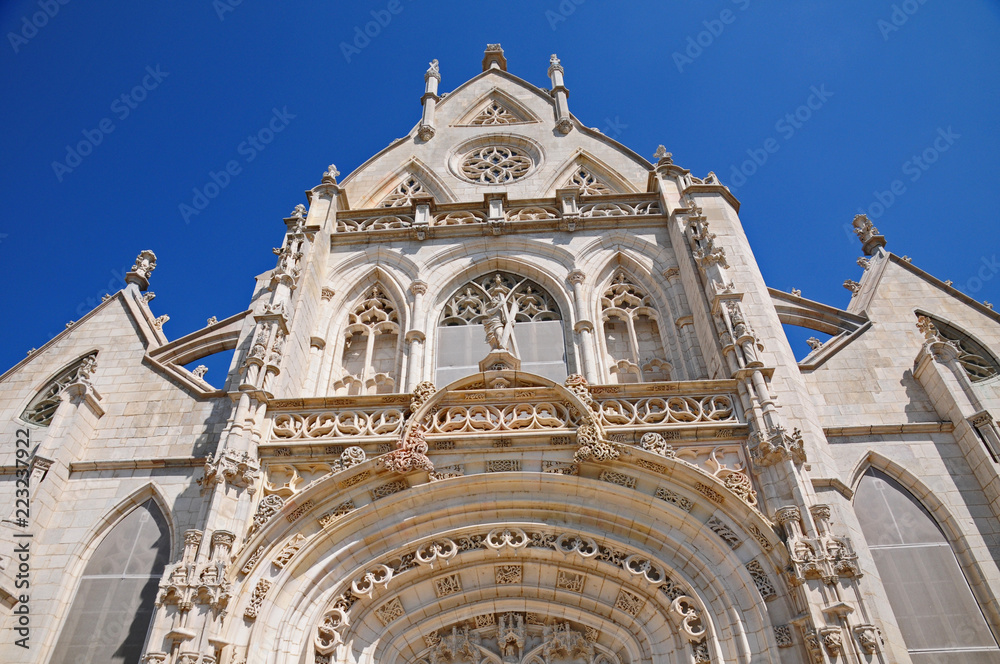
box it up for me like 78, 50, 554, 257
454, 88, 541, 127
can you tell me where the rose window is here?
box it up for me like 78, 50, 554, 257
460, 146, 533, 184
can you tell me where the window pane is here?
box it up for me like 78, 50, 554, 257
855, 470, 1000, 660
52, 500, 171, 664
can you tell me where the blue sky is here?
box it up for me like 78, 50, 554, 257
2, 0, 999, 374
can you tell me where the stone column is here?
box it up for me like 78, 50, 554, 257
548, 54, 572, 134
568, 270, 598, 383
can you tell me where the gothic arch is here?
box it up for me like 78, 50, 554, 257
590, 255, 686, 383
357, 158, 458, 210
233, 468, 780, 664
18, 349, 101, 427
320, 270, 408, 396
913, 309, 1000, 382
849, 450, 1000, 632
453, 87, 543, 126
43, 483, 174, 664
428, 259, 576, 382
542, 151, 639, 197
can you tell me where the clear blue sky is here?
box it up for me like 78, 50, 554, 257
2, 0, 999, 374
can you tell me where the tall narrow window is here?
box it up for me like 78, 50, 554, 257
50, 499, 171, 664
333, 285, 401, 395
436, 272, 566, 385
600, 272, 670, 383
854, 469, 1000, 662
20, 352, 98, 426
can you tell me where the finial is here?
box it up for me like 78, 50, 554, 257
654, 145, 667, 159
323, 163, 339, 184
806, 337, 823, 350
852, 214, 886, 256
548, 53, 563, 74
425, 58, 440, 80
482, 44, 507, 72
791, 288, 801, 297
289, 203, 307, 220
125, 250, 157, 291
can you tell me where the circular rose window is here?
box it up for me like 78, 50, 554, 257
460, 145, 533, 184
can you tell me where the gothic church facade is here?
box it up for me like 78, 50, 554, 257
2, 45, 1000, 664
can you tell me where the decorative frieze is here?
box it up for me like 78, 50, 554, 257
745, 560, 777, 600
244, 579, 271, 619
318, 500, 356, 527
433, 573, 462, 597
614, 589, 645, 616
655, 487, 694, 512
774, 624, 793, 648
555, 570, 585, 592
487, 459, 522, 472
273, 533, 306, 568
706, 516, 741, 549
598, 469, 637, 489
370, 480, 408, 500
495, 564, 522, 584
374, 598, 405, 625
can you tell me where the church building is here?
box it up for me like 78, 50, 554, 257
3, 45, 1000, 664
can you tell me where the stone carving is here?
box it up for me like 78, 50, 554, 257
806, 337, 823, 350
441, 273, 561, 349
429, 464, 464, 481
415, 538, 457, 567
595, 394, 737, 428
655, 487, 694, 511
461, 145, 532, 184
574, 423, 620, 463
410, 381, 437, 414
598, 469, 637, 489
244, 579, 271, 619
380, 176, 425, 208
773, 624, 793, 647
745, 560, 777, 600
323, 164, 340, 183
497, 613, 526, 663
201, 449, 260, 494
475, 613, 496, 629
580, 201, 660, 217
706, 515, 741, 549
506, 205, 559, 221
472, 101, 521, 125
370, 479, 408, 500
153, 315, 169, 329
428, 402, 573, 434
382, 424, 434, 473
131, 250, 157, 280
272, 533, 306, 569
721, 470, 757, 507
247, 494, 285, 537
542, 461, 579, 475
748, 425, 806, 467
495, 564, 522, 584
314, 607, 348, 655
20, 352, 100, 426
289, 203, 307, 221
843, 279, 861, 295
555, 570, 585, 592
542, 623, 594, 664
318, 500, 356, 527
639, 432, 676, 457
352, 564, 394, 597
272, 408, 404, 439
487, 459, 522, 472
568, 168, 612, 195
374, 597, 405, 626
240, 545, 266, 575
614, 589, 644, 616
430, 625, 478, 664
853, 624, 880, 654
486, 527, 529, 553
285, 500, 314, 523
670, 596, 706, 642
337, 214, 416, 232
820, 627, 843, 656
433, 573, 462, 597
852, 213, 879, 243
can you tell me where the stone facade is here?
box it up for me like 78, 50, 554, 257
1, 46, 999, 664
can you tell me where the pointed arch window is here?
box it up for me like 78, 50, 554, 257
854, 469, 1000, 662
20, 352, 98, 426
380, 176, 425, 208
50, 499, 171, 664
920, 313, 1000, 382
333, 285, 401, 395
436, 272, 566, 385
600, 272, 671, 383
567, 167, 613, 195
471, 101, 521, 125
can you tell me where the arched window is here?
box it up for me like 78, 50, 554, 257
600, 272, 670, 383
919, 313, 1000, 382
20, 352, 98, 426
50, 499, 171, 664
436, 272, 566, 385
333, 284, 401, 395
854, 469, 1000, 662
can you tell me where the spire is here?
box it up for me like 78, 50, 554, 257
418, 59, 440, 141
548, 53, 572, 134
482, 44, 507, 71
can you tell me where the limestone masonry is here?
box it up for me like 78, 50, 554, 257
2, 46, 999, 664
